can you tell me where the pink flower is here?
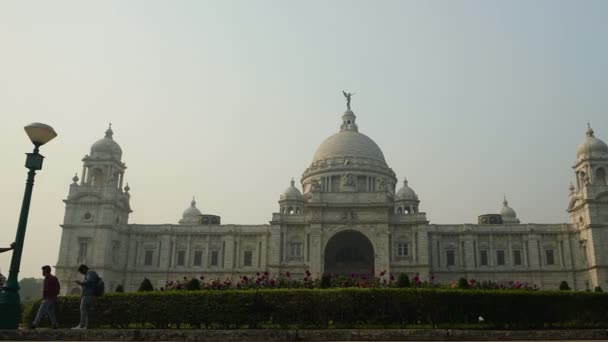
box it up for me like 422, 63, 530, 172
351, 273, 355, 278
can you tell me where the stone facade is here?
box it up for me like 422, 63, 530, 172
55, 112, 608, 293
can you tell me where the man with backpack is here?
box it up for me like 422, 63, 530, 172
72, 264, 103, 329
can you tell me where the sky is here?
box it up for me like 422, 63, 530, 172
1, 0, 607, 279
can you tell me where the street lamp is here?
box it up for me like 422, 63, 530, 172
0, 123, 57, 329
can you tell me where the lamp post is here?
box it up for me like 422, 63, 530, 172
0, 123, 57, 329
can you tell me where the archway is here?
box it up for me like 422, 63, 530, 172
324, 230, 374, 276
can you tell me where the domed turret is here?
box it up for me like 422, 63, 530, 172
396, 178, 418, 201
90, 124, 123, 160
394, 178, 420, 214
280, 178, 303, 201
500, 196, 520, 224
179, 197, 202, 224
279, 178, 303, 215
577, 124, 608, 159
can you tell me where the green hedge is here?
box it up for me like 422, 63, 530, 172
23, 288, 608, 329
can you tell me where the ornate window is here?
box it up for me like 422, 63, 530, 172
513, 250, 522, 266
479, 250, 488, 266
289, 243, 303, 258
496, 250, 505, 266
546, 249, 555, 265
396, 242, 408, 257
176, 250, 186, 266
193, 251, 203, 266
446, 250, 455, 267
77, 242, 88, 262
243, 251, 253, 267
210, 250, 219, 266
144, 250, 154, 266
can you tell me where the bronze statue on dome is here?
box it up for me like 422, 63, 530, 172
342, 90, 354, 110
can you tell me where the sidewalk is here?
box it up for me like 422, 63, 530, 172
1, 329, 608, 341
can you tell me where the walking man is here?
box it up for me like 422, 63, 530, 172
72, 264, 99, 329
31, 265, 60, 329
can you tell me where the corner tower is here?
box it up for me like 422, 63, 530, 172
568, 124, 608, 289
55, 125, 132, 294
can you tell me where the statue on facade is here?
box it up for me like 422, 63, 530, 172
342, 173, 356, 187
310, 179, 321, 193
376, 178, 386, 191
342, 90, 354, 110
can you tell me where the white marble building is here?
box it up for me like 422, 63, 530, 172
55, 107, 608, 293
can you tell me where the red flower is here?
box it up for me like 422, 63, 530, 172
380, 270, 386, 276
305, 270, 311, 276
351, 273, 355, 278
286, 271, 291, 277
264, 271, 269, 276
269, 279, 275, 286
200, 276, 205, 280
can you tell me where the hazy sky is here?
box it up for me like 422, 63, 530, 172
1, 0, 607, 279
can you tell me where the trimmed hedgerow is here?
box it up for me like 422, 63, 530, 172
23, 288, 608, 329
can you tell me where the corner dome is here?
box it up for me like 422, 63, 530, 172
182, 197, 202, 218
280, 179, 303, 201
91, 125, 122, 160
577, 124, 608, 158
396, 178, 418, 201
500, 197, 520, 224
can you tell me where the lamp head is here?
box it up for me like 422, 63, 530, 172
24, 123, 57, 146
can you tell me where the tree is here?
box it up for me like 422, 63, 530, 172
115, 284, 125, 293
559, 281, 571, 291
457, 277, 470, 289
19, 278, 43, 301
397, 274, 411, 288
186, 278, 201, 291
138, 278, 154, 292
594, 286, 603, 292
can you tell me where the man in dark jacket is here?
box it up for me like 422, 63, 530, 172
31, 265, 60, 329
72, 264, 99, 329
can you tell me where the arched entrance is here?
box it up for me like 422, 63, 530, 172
324, 230, 374, 276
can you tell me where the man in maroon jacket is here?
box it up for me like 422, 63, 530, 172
30, 265, 60, 329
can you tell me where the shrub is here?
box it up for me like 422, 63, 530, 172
138, 278, 154, 292
320, 274, 331, 289
23, 288, 608, 329
457, 277, 469, 289
595, 286, 603, 292
186, 278, 201, 291
115, 285, 124, 293
559, 281, 571, 291
396, 273, 410, 288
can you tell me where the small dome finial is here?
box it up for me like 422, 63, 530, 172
105, 123, 114, 139
503, 195, 508, 206
290, 178, 295, 187
72, 172, 79, 184
569, 182, 575, 193
191, 196, 196, 207
403, 178, 408, 186
124, 183, 130, 192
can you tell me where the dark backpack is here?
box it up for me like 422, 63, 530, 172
95, 277, 105, 296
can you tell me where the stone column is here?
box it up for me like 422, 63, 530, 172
310, 224, 322, 276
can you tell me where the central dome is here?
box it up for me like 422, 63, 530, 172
312, 130, 387, 164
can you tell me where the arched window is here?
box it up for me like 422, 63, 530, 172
90, 168, 105, 186
397, 207, 403, 214
288, 206, 294, 215
596, 167, 607, 185
295, 207, 301, 214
